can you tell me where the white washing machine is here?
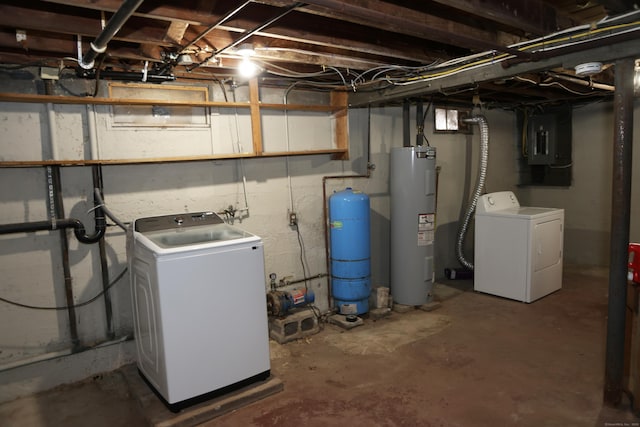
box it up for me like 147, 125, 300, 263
474, 191, 564, 303
128, 211, 270, 412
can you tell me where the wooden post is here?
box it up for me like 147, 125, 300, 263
331, 91, 349, 160
249, 78, 263, 155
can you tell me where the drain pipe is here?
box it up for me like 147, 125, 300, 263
455, 115, 489, 271
403, 100, 411, 147
79, 0, 144, 69
49, 166, 81, 351
603, 57, 634, 407
92, 166, 115, 340
0, 176, 106, 244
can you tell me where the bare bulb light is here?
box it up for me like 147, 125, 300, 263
238, 57, 258, 78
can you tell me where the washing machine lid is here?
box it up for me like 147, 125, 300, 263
134, 211, 258, 251
140, 223, 255, 249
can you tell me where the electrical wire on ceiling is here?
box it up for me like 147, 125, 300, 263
244, 11, 640, 93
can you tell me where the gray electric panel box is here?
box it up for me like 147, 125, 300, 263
528, 114, 557, 165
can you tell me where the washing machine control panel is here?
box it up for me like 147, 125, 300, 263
135, 211, 224, 232
476, 191, 520, 213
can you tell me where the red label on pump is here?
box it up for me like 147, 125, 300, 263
291, 289, 306, 304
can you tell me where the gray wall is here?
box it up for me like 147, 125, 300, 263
1, 79, 638, 400
519, 101, 640, 266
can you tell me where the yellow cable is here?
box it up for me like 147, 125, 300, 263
403, 20, 640, 83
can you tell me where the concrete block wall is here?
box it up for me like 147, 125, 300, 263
2, 73, 632, 400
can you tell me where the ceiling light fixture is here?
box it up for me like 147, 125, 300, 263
238, 57, 258, 78
236, 43, 258, 78
236, 43, 255, 57
177, 54, 194, 66
575, 62, 603, 77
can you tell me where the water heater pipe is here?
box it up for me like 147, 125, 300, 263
455, 115, 489, 270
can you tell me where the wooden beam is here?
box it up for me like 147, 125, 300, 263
0, 149, 348, 167
330, 90, 349, 160
426, 0, 570, 36
0, 4, 174, 47
261, 0, 524, 54
249, 77, 264, 155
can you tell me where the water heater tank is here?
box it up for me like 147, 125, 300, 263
390, 146, 437, 306
329, 187, 371, 315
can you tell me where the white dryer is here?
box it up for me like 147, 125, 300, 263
474, 191, 564, 303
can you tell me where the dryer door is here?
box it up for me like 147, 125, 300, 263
533, 218, 563, 271
529, 215, 563, 302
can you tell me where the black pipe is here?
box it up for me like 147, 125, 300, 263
403, 100, 410, 147
77, 69, 176, 83
79, 0, 145, 69
416, 101, 424, 146
0, 186, 106, 244
50, 166, 81, 350
603, 57, 634, 406
93, 166, 114, 340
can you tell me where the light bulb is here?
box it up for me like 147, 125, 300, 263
238, 58, 258, 78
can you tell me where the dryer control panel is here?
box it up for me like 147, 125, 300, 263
476, 191, 520, 213
135, 211, 224, 232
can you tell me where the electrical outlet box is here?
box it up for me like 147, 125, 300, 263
289, 212, 297, 226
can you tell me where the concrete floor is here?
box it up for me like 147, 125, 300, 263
1, 266, 639, 426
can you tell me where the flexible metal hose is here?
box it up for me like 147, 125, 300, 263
456, 115, 489, 270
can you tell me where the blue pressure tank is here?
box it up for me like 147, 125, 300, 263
329, 187, 371, 315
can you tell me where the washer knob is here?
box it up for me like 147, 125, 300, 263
174, 216, 184, 225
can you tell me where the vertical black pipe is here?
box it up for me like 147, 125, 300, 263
51, 166, 81, 351
604, 57, 634, 406
403, 100, 411, 147
416, 101, 424, 146
93, 166, 114, 340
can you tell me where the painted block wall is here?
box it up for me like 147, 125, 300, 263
2, 75, 622, 401
519, 101, 640, 266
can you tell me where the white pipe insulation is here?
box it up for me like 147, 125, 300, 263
455, 115, 489, 271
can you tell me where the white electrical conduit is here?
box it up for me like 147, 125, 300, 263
456, 116, 489, 271
87, 104, 99, 160
47, 103, 58, 161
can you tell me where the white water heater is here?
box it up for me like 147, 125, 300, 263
390, 146, 437, 306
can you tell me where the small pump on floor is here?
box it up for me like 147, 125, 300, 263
266, 273, 316, 316
266, 288, 315, 317
267, 289, 315, 316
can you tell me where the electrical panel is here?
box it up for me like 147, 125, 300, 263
527, 114, 557, 165
518, 107, 572, 186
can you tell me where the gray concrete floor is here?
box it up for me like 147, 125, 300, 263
1, 266, 639, 426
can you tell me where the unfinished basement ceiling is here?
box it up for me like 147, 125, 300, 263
0, 0, 639, 108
